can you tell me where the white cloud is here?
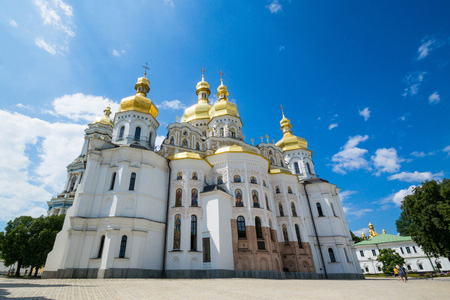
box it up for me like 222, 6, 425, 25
392, 185, 415, 206
353, 227, 369, 237
157, 99, 186, 110
46, 93, 119, 122
112, 49, 126, 57
266, 0, 282, 13
16, 103, 32, 110
155, 135, 165, 149
35, 37, 56, 55
388, 171, 444, 182
411, 151, 435, 158
402, 71, 426, 97
278, 45, 285, 52
332, 135, 370, 174
359, 107, 370, 121
339, 190, 357, 202
163, 0, 174, 7
399, 115, 406, 121
344, 207, 373, 218
371, 148, 402, 175
328, 123, 338, 130
428, 92, 440, 104
0, 110, 85, 221
417, 38, 437, 60
443, 145, 450, 156
9, 19, 18, 27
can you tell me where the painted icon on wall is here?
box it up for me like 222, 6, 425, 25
175, 188, 182, 207
235, 189, 243, 207
252, 190, 260, 208
191, 189, 198, 207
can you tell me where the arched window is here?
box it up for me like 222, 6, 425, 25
69, 175, 77, 192
294, 162, 300, 174
230, 128, 236, 138
192, 172, 198, 180
275, 186, 280, 194
98, 235, 105, 258
109, 172, 116, 190
119, 126, 125, 139
269, 150, 273, 155
175, 188, 182, 207
191, 215, 197, 251
234, 175, 241, 183
295, 224, 303, 248
134, 127, 141, 141
250, 176, 257, 184
191, 189, 198, 207
263, 180, 266, 187
173, 215, 181, 250
183, 131, 188, 136
119, 235, 127, 258
307, 162, 312, 174
177, 172, 182, 180
235, 189, 243, 207
287, 186, 292, 194
255, 217, 263, 239
182, 139, 188, 147
217, 176, 223, 184
316, 202, 324, 217
170, 137, 174, 144
328, 248, 336, 262
237, 216, 246, 238
252, 190, 259, 208
278, 203, 284, 217
270, 157, 275, 164
196, 142, 200, 150
282, 224, 289, 243
129, 173, 136, 191
291, 202, 297, 217
331, 203, 337, 217
220, 127, 224, 137
265, 195, 270, 211
148, 132, 152, 144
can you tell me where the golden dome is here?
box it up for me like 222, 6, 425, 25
92, 106, 113, 127
209, 79, 239, 119
215, 144, 254, 154
181, 75, 213, 123
275, 113, 308, 152
118, 75, 159, 119
168, 152, 204, 160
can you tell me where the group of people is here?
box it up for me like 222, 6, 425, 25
393, 265, 408, 283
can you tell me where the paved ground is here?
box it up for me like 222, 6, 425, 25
0, 277, 449, 300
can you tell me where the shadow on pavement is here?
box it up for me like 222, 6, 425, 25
0, 280, 70, 300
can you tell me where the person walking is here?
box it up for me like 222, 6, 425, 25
393, 267, 400, 281
396, 265, 407, 283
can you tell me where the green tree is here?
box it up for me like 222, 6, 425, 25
28, 215, 65, 276
377, 248, 405, 275
350, 230, 363, 243
0, 216, 34, 277
396, 179, 450, 259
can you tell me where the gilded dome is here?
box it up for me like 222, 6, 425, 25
196, 74, 211, 93
118, 76, 159, 119
92, 107, 113, 127
209, 79, 239, 119
275, 113, 309, 152
181, 75, 212, 123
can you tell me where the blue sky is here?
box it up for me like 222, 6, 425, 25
1, 0, 449, 236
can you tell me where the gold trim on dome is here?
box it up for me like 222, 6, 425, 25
181, 102, 212, 123
275, 111, 310, 153
269, 168, 297, 176
214, 144, 254, 154
208, 100, 239, 119
92, 106, 113, 127
118, 76, 159, 119
168, 152, 212, 167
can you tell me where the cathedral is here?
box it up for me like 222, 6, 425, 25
43, 70, 363, 279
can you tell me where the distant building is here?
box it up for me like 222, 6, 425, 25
355, 223, 450, 274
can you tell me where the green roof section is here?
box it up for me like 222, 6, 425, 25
355, 234, 412, 246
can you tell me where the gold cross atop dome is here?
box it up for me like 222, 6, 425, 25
280, 104, 285, 116
142, 62, 150, 77
218, 69, 225, 80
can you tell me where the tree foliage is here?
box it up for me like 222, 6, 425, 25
377, 248, 405, 275
0, 215, 65, 277
350, 230, 363, 243
396, 179, 450, 259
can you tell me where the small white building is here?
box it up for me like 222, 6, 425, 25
354, 224, 450, 274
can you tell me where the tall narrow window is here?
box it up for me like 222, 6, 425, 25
235, 189, 243, 207
406, 247, 411, 254
328, 248, 336, 263
252, 190, 259, 208
316, 202, 324, 216
191, 189, 198, 207
279, 203, 284, 216
295, 224, 303, 248
282, 224, 289, 243
182, 139, 188, 147
294, 162, 300, 174
372, 249, 377, 256
170, 137, 174, 144
265, 195, 270, 211
331, 203, 337, 217
196, 142, 200, 150
275, 186, 280, 194
129, 173, 136, 190
202, 237, 211, 262
119, 126, 125, 139
291, 202, 297, 217
173, 214, 181, 250
250, 176, 257, 184
412, 246, 417, 253
287, 186, 293, 194
190, 215, 197, 251
230, 128, 236, 138
98, 235, 105, 258
400, 247, 404, 254
306, 162, 312, 174
255, 217, 263, 239
109, 172, 116, 190
119, 235, 127, 258
192, 172, 198, 180
220, 128, 224, 137
134, 127, 141, 141
237, 216, 246, 238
